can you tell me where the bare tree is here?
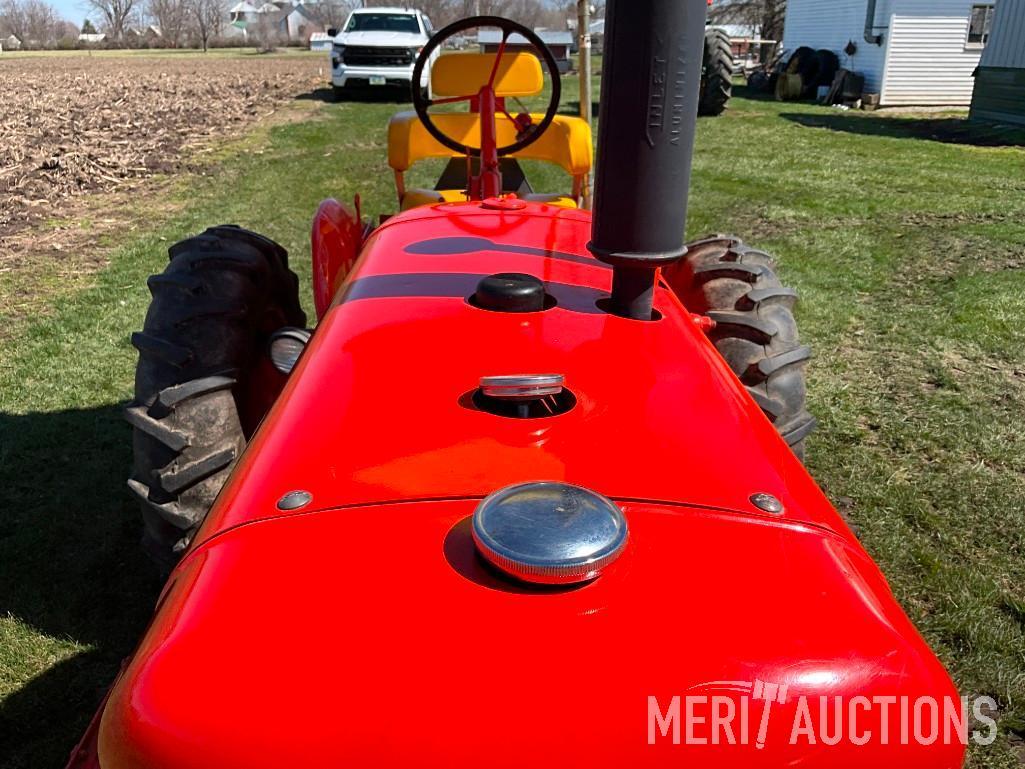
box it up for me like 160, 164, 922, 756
188, 0, 224, 51
248, 8, 283, 51
0, 0, 26, 39
336, 0, 563, 32
53, 16, 79, 43
84, 0, 136, 40
456, 0, 546, 26
709, 0, 786, 49
309, 0, 357, 32
414, 0, 456, 27
147, 0, 186, 45
23, 0, 55, 43
0, 0, 62, 47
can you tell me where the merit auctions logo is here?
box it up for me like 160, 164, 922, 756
647, 680, 997, 748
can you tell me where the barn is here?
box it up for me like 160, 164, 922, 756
970, 0, 1025, 125
783, 0, 997, 106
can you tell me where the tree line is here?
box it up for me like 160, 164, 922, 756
0, 0, 580, 49
1, 0, 786, 52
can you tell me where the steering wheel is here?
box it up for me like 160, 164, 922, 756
411, 15, 562, 158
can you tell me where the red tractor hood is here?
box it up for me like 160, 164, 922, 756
93, 202, 962, 768
193, 203, 844, 546
98, 498, 962, 769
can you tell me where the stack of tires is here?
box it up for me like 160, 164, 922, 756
774, 47, 840, 101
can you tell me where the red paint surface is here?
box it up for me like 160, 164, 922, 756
195, 202, 835, 539
311, 198, 362, 321
82, 201, 963, 768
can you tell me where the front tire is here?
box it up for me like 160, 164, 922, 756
669, 236, 816, 460
127, 226, 305, 570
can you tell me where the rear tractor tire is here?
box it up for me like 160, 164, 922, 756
671, 236, 816, 460
699, 27, 734, 117
126, 225, 305, 570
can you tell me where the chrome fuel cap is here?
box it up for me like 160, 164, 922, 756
479, 374, 564, 400
471, 482, 628, 585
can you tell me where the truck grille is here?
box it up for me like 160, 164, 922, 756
342, 46, 412, 67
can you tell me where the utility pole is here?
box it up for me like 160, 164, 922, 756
577, 1, 593, 209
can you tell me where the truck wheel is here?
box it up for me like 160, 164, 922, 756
672, 236, 816, 460
699, 27, 733, 117
126, 225, 305, 570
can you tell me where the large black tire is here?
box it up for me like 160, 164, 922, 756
699, 27, 733, 117
786, 46, 821, 98
673, 236, 816, 460
126, 225, 305, 569
814, 49, 840, 92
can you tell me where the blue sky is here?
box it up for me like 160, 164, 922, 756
53, 0, 92, 25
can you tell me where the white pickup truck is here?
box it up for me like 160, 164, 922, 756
329, 7, 437, 100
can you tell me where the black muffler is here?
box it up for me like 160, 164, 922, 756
588, 0, 707, 320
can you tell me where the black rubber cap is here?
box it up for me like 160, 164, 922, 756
474, 273, 545, 313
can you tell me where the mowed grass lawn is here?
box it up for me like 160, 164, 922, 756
1, 66, 1024, 768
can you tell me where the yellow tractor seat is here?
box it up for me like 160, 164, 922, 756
387, 111, 593, 211
431, 52, 544, 99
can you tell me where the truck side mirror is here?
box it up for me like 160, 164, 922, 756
327, 27, 338, 37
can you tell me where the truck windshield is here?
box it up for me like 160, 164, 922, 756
346, 13, 420, 34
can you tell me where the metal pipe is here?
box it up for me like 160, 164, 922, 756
865, 0, 884, 45
577, 0, 593, 210
588, 0, 707, 320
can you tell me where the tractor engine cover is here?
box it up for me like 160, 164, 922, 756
92, 201, 963, 769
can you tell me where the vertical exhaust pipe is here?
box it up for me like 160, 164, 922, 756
588, 0, 708, 320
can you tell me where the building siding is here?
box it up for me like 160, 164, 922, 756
980, 0, 1025, 68
783, 0, 997, 105
882, 0, 989, 105
971, 66, 1025, 123
971, 0, 1025, 124
782, 0, 893, 94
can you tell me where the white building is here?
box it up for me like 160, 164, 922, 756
228, 0, 324, 43
782, 0, 997, 105
970, 0, 1025, 124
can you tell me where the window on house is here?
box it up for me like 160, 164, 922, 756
967, 4, 994, 47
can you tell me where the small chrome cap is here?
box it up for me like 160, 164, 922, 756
269, 327, 311, 375
479, 374, 564, 401
471, 482, 628, 585
750, 492, 784, 515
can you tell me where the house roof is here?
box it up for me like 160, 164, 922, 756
351, 6, 416, 13
287, 4, 317, 21
478, 29, 574, 46
78, 32, 105, 41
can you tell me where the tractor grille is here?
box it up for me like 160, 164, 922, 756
342, 46, 412, 67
